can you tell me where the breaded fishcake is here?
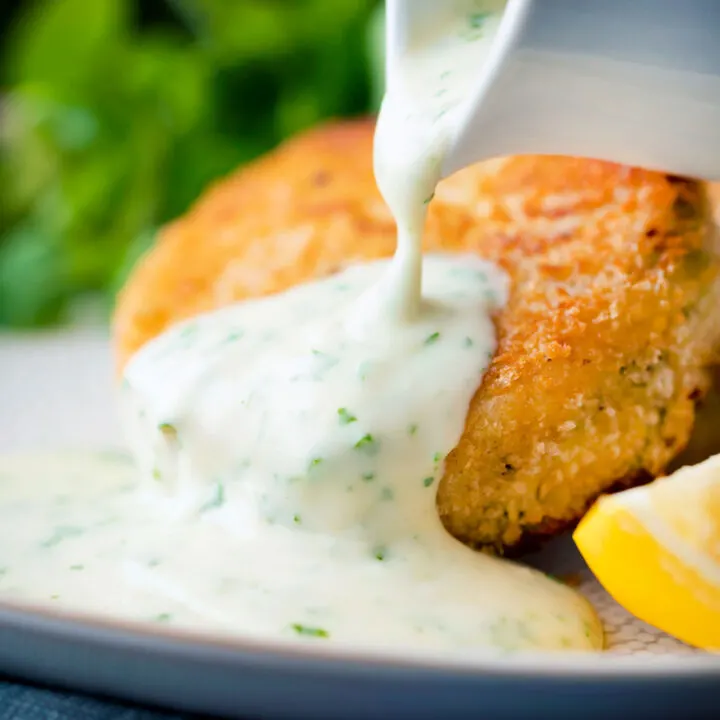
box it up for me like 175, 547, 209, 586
114, 119, 720, 553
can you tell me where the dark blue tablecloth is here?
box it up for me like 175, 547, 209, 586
0, 679, 193, 720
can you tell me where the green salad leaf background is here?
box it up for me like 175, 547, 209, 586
0, 0, 385, 327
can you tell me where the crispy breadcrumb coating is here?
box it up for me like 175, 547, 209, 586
114, 119, 720, 552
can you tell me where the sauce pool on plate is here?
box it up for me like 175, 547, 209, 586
0, 0, 604, 652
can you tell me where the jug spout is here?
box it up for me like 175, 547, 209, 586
389, 0, 720, 181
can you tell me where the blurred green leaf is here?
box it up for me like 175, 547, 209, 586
0, 221, 67, 327
367, 1, 386, 111
1, 0, 381, 329
6, 0, 126, 91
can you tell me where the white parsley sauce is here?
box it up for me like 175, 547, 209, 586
0, 0, 603, 652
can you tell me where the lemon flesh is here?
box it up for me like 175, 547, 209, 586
574, 454, 720, 650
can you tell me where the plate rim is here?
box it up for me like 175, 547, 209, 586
1, 599, 718, 680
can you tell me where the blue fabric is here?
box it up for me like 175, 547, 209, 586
0, 679, 190, 720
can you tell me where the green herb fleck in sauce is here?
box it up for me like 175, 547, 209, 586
433, 452, 443, 464
226, 330, 244, 342
354, 434, 379, 455
158, 423, 178, 440
310, 349, 340, 374
152, 467, 162, 481
337, 408, 357, 425
407, 423, 419, 436
291, 624, 329, 639
469, 12, 490, 29
69, 564, 84, 571
357, 360, 372, 381
423, 477, 435, 488
424, 332, 441, 346
200, 482, 225, 513
42, 525, 84, 548
381, 487, 395, 501
293, 514, 302, 525
423, 192, 435, 205
155, 613, 172, 623
308, 457, 324, 469
311, 349, 335, 361
96, 450, 132, 464
374, 546, 388, 561
463, 337, 474, 348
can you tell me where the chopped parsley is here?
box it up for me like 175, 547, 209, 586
423, 192, 435, 205
361, 472, 376, 482
433, 452, 443, 464
424, 332, 441, 346
158, 423, 178, 440
374, 546, 388, 561
200, 482, 225, 513
354, 434, 379, 455
308, 457, 324, 469
310, 349, 340, 374
463, 337, 474, 348
357, 360, 372, 381
407, 423, 419, 436
97, 450, 132, 464
293, 514, 302, 525
381, 487, 394, 501
468, 11, 490, 29
337, 407, 357, 425
423, 477, 435, 488
155, 613, 172, 623
42, 525, 84, 548
291, 624, 329, 638
311, 349, 336, 361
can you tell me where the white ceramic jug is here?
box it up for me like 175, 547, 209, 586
386, 0, 720, 180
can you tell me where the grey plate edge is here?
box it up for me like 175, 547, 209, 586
1, 600, 718, 680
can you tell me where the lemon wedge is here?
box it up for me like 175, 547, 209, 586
574, 454, 720, 650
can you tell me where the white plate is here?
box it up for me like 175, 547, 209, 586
1, 330, 718, 719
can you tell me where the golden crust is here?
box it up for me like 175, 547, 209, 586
114, 118, 720, 552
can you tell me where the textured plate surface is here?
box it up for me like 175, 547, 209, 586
1, 330, 718, 719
